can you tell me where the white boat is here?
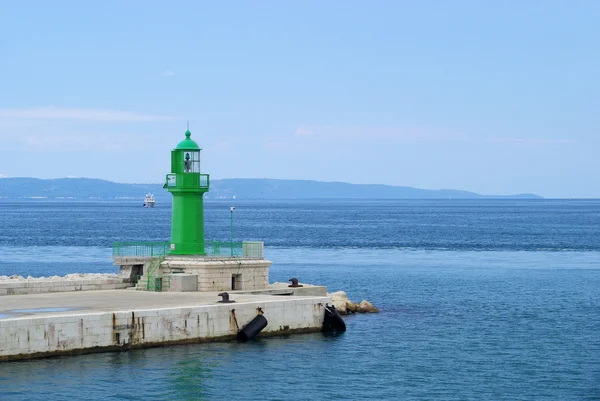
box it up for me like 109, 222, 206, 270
143, 193, 155, 208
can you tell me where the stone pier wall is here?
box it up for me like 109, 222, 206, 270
0, 296, 327, 361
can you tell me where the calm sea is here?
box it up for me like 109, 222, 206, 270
0, 199, 599, 400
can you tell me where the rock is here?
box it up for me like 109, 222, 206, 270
64, 273, 85, 280
357, 300, 379, 313
329, 291, 349, 314
0, 273, 119, 282
346, 302, 358, 313
330, 290, 348, 300
327, 291, 378, 315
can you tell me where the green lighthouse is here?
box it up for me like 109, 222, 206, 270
165, 129, 210, 255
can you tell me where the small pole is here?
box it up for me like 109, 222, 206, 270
230, 206, 235, 256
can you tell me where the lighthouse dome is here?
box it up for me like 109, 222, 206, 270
175, 130, 200, 150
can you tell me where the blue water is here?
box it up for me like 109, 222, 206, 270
0, 199, 599, 400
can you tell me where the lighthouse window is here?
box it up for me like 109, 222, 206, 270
184, 153, 192, 172
182, 151, 200, 173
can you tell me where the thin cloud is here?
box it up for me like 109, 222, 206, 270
6, 130, 158, 152
294, 126, 575, 145
487, 137, 575, 144
293, 125, 468, 142
162, 70, 176, 77
0, 173, 6, 178
293, 127, 314, 136
0, 107, 174, 122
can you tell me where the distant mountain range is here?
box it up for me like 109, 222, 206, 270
0, 177, 542, 200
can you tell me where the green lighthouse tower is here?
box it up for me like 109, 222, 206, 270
165, 129, 210, 255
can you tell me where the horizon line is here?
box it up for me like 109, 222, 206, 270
0, 175, 553, 198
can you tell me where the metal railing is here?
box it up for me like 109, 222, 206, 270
164, 173, 210, 189
206, 240, 264, 259
112, 240, 264, 259
145, 255, 166, 291
112, 241, 170, 258
199, 174, 209, 188
136, 272, 170, 292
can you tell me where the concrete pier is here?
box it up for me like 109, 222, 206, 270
0, 130, 340, 363
0, 289, 330, 362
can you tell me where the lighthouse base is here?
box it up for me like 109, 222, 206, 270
148, 256, 272, 292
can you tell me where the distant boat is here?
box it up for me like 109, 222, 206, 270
143, 193, 155, 208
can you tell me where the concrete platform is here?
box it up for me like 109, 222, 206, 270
0, 289, 330, 362
0, 290, 308, 318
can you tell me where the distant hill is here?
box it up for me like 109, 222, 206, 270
0, 177, 542, 200
0, 178, 162, 199
211, 179, 542, 199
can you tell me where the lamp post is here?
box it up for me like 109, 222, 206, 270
230, 206, 235, 256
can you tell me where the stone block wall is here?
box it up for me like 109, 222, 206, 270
0, 279, 131, 296
161, 259, 272, 292
168, 274, 198, 292
190, 265, 269, 292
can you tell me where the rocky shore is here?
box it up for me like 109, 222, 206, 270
328, 291, 379, 315
0, 273, 118, 282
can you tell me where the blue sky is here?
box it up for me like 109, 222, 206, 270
0, 1, 598, 198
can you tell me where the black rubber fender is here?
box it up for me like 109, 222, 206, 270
237, 314, 268, 342
322, 304, 346, 332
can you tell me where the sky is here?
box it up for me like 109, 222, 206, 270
0, 1, 598, 198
